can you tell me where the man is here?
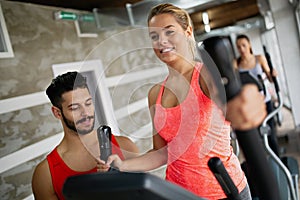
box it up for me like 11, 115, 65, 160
32, 71, 139, 200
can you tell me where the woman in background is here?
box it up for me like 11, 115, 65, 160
234, 34, 280, 156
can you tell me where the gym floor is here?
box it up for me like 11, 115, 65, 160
279, 130, 300, 194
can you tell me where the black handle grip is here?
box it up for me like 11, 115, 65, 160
263, 45, 280, 93
208, 157, 241, 200
272, 74, 280, 93
97, 125, 112, 162
257, 75, 266, 96
202, 36, 280, 200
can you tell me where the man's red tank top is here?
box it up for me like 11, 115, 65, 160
47, 134, 124, 200
154, 62, 246, 199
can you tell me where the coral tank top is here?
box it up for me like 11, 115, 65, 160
153, 62, 246, 199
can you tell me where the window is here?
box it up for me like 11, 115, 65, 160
0, 3, 14, 58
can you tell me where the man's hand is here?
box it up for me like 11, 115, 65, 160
226, 84, 267, 130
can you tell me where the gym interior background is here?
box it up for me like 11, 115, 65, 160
0, 0, 299, 199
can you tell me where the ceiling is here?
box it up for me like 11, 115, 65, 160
9, 0, 261, 34
11, 0, 142, 11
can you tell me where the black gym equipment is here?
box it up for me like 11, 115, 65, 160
63, 126, 205, 199
97, 125, 113, 162
201, 36, 281, 200
97, 125, 118, 171
63, 171, 204, 200
257, 46, 299, 200
208, 157, 241, 200
202, 36, 299, 200
234, 43, 299, 200
263, 45, 282, 127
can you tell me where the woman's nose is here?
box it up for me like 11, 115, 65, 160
159, 33, 168, 45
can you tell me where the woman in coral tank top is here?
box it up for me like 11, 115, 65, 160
99, 3, 266, 199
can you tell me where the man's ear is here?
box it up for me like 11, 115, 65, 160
51, 106, 62, 119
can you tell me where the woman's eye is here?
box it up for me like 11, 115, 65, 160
166, 30, 174, 36
150, 34, 159, 41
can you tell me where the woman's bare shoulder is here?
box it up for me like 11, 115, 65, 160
148, 82, 163, 106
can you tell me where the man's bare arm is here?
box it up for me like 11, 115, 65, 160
32, 159, 58, 200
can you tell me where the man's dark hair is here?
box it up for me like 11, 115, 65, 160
46, 71, 88, 109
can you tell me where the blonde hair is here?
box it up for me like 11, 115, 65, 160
147, 3, 196, 59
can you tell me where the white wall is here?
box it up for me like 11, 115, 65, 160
269, 0, 300, 127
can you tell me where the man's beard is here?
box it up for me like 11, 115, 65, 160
61, 111, 95, 135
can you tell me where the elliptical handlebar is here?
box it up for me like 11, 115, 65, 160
208, 157, 241, 200
263, 45, 280, 93
261, 92, 297, 200
261, 46, 297, 200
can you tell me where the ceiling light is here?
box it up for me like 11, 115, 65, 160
202, 12, 209, 25
205, 24, 211, 32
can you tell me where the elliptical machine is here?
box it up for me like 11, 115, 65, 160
201, 36, 281, 200
237, 44, 299, 200
258, 46, 299, 200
